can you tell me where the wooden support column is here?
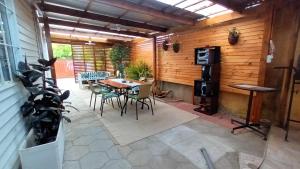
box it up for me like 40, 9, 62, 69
43, 16, 57, 82
278, 9, 300, 126
251, 2, 275, 123
153, 36, 157, 84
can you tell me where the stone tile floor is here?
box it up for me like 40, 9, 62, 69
61, 78, 299, 169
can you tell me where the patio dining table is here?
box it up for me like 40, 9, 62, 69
99, 78, 142, 115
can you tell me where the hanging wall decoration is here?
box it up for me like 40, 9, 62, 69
228, 27, 240, 45
172, 41, 180, 53
162, 40, 169, 51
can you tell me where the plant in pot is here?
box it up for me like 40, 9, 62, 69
109, 43, 131, 78
172, 41, 180, 53
125, 61, 152, 81
162, 40, 169, 51
16, 57, 75, 169
228, 27, 240, 45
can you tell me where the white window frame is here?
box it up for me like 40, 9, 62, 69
0, 0, 21, 87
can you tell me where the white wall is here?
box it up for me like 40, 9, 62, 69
0, 0, 41, 168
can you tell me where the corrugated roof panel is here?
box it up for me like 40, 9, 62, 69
176, 0, 203, 9
121, 11, 154, 23
79, 18, 108, 27
154, 0, 231, 18
196, 4, 228, 16
46, 0, 89, 10
142, 0, 170, 10
156, 0, 184, 6
47, 12, 80, 22
185, 0, 214, 12
50, 25, 74, 31
88, 1, 127, 17
150, 19, 180, 27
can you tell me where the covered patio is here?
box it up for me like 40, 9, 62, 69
39, 0, 300, 169
1, 0, 300, 169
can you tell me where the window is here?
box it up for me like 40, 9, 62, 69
0, 0, 17, 84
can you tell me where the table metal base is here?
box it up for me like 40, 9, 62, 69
231, 119, 268, 140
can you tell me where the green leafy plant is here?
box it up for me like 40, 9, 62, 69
172, 42, 180, 53
228, 27, 240, 45
16, 58, 76, 145
52, 43, 72, 59
109, 43, 131, 77
125, 61, 152, 80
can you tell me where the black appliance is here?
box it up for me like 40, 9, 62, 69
194, 46, 220, 115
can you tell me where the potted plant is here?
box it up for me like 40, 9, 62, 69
228, 27, 240, 45
16, 57, 75, 169
172, 41, 180, 53
162, 40, 169, 51
125, 61, 152, 81
109, 43, 130, 78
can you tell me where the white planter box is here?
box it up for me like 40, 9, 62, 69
19, 122, 64, 169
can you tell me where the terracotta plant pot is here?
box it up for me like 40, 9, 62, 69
162, 40, 169, 51
228, 35, 239, 45
173, 43, 180, 53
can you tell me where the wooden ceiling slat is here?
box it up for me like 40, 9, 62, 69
39, 3, 168, 32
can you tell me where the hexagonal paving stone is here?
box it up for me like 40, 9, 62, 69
63, 161, 81, 169
129, 139, 149, 150
132, 166, 151, 169
101, 159, 132, 169
74, 136, 97, 146
149, 156, 180, 169
147, 141, 169, 156
80, 152, 109, 169
83, 127, 104, 136
89, 139, 114, 152
106, 147, 122, 160
176, 163, 200, 169
118, 146, 132, 157
127, 149, 152, 166
94, 131, 110, 140
64, 146, 89, 160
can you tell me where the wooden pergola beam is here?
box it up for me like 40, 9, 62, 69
38, 3, 168, 32
40, 18, 151, 38
95, 0, 195, 25
43, 16, 57, 82
50, 28, 134, 42
209, 0, 244, 12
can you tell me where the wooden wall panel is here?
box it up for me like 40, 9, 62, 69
131, 17, 266, 95
131, 38, 154, 69
156, 17, 266, 95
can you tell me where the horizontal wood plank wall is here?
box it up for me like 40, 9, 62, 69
131, 17, 266, 95
156, 17, 266, 95
131, 38, 154, 69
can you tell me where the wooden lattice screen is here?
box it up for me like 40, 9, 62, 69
71, 44, 113, 81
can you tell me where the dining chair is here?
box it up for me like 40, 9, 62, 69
129, 79, 156, 105
88, 81, 110, 111
100, 91, 122, 116
147, 78, 156, 105
128, 83, 154, 120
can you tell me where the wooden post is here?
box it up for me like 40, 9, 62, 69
153, 36, 157, 84
279, 10, 300, 126
251, 1, 275, 122
43, 16, 57, 82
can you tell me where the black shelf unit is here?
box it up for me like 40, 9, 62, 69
194, 46, 221, 115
